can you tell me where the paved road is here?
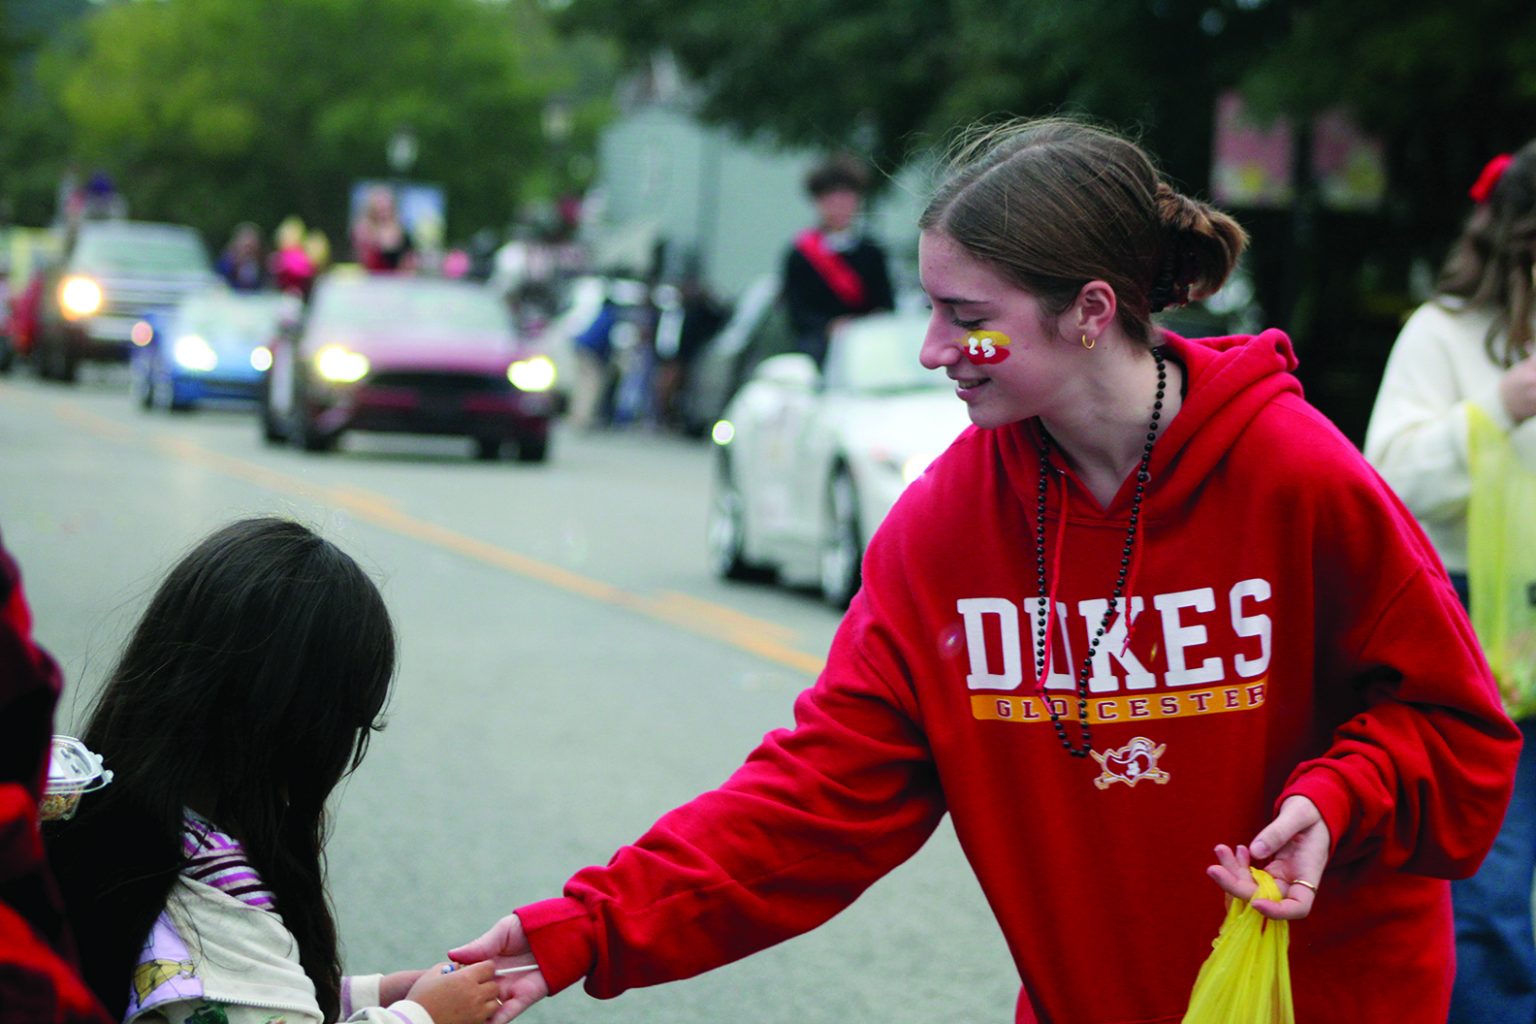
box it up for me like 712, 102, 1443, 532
2, 367, 1018, 1023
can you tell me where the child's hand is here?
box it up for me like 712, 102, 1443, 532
405, 961, 499, 1024
380, 970, 425, 1006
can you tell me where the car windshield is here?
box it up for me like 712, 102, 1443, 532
176, 294, 288, 344
310, 279, 510, 333
826, 319, 947, 393
73, 227, 210, 275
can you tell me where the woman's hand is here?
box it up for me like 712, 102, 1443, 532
1206, 795, 1330, 920
448, 914, 549, 1024
1499, 355, 1536, 423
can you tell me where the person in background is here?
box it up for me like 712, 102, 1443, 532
45, 517, 499, 1024
606, 277, 660, 430
216, 223, 267, 292
651, 273, 726, 433
568, 291, 619, 431
0, 527, 110, 1024
1364, 140, 1536, 1024
448, 117, 1518, 1023
781, 153, 894, 367
270, 216, 316, 299
351, 186, 414, 274
305, 228, 333, 280
69, 172, 127, 227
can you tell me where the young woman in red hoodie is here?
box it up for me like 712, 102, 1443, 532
453, 117, 1520, 1024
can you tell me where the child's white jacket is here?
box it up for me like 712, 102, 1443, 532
124, 875, 433, 1024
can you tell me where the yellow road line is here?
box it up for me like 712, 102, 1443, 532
52, 401, 137, 442
650, 589, 798, 642
34, 392, 826, 677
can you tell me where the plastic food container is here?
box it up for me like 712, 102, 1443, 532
41, 735, 113, 821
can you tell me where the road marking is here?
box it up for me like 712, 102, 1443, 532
650, 589, 798, 642
52, 401, 137, 442
33, 391, 827, 678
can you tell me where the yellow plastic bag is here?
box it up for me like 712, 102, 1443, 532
1467, 403, 1536, 720
1181, 867, 1294, 1024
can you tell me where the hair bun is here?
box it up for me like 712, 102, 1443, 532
1150, 183, 1248, 311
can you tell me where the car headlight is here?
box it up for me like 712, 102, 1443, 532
250, 346, 273, 372
59, 276, 104, 320
507, 355, 556, 392
711, 419, 735, 446
173, 334, 218, 372
314, 344, 370, 383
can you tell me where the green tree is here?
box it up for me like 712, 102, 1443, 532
557, 0, 1536, 216
1240, 0, 1536, 244
556, 0, 1289, 191
0, 0, 92, 225
43, 0, 598, 247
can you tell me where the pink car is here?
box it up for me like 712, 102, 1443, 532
260, 272, 563, 461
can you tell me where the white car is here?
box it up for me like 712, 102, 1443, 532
707, 311, 972, 607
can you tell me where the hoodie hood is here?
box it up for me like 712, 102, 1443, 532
1148, 329, 1303, 508
999, 328, 1304, 517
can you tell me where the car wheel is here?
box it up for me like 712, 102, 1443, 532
50, 338, 79, 383
819, 467, 863, 609
261, 405, 286, 443
290, 402, 335, 453
37, 334, 75, 382
256, 378, 285, 443
707, 460, 767, 581
151, 373, 190, 412
474, 436, 503, 461
0, 340, 13, 375
28, 332, 53, 379
130, 364, 153, 409
514, 434, 548, 463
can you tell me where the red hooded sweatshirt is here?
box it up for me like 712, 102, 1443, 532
0, 532, 111, 1024
516, 332, 1519, 1023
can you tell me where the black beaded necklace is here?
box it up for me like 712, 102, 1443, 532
1032, 346, 1167, 758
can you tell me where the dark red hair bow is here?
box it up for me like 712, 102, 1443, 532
1470, 153, 1513, 204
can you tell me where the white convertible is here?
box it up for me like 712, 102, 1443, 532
707, 311, 972, 607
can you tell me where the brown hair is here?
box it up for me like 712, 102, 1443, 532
919, 117, 1248, 346
805, 153, 871, 198
1436, 140, 1536, 366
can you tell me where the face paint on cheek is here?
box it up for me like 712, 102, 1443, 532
959, 330, 1011, 365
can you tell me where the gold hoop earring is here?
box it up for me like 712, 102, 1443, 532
1081, 334, 1095, 350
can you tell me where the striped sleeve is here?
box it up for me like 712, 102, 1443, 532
182, 816, 276, 910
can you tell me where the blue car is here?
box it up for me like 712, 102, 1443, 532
130, 288, 294, 411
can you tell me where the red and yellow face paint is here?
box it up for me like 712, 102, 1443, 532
960, 330, 1011, 365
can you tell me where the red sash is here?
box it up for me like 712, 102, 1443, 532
795, 230, 867, 308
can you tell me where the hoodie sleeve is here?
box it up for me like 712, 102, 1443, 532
1277, 460, 1519, 878
516, 600, 945, 999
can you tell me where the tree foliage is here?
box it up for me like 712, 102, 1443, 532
21, 0, 605, 245
559, 0, 1536, 232
1240, 0, 1536, 237
558, 0, 1286, 190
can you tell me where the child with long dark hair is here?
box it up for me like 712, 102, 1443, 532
45, 517, 499, 1024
